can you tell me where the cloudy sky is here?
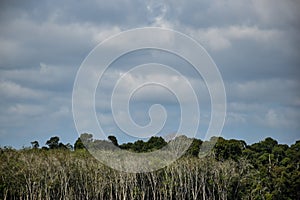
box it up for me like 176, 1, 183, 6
0, 0, 299, 148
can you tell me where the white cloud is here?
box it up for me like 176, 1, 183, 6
264, 108, 300, 129
0, 16, 124, 67
1, 60, 78, 85
92, 26, 122, 43
226, 112, 247, 125
228, 79, 300, 104
51, 106, 70, 118
228, 102, 266, 113
107, 69, 203, 105
7, 104, 46, 117
226, 26, 281, 41
0, 80, 44, 100
252, 0, 300, 26
186, 26, 282, 51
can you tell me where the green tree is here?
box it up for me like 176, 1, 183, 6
45, 136, 69, 150
186, 138, 202, 157
30, 141, 39, 149
108, 135, 119, 147
119, 142, 133, 150
213, 137, 245, 161
74, 137, 85, 150
65, 143, 73, 150
250, 137, 278, 154
46, 136, 60, 149
146, 136, 167, 150
132, 140, 145, 152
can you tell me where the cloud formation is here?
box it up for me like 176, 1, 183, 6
0, 0, 299, 147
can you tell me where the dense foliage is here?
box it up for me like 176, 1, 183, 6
0, 135, 299, 199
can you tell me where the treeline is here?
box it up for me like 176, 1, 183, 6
0, 134, 299, 199
27, 133, 169, 153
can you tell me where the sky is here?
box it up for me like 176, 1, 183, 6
0, 0, 299, 148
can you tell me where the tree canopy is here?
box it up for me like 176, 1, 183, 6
1, 134, 298, 199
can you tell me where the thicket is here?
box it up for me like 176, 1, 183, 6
0, 135, 299, 200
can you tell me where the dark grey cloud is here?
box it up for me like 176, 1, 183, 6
0, 0, 148, 25
168, 0, 300, 29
